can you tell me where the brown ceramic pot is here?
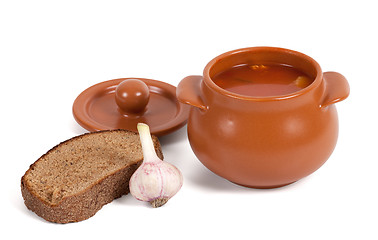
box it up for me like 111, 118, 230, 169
177, 47, 349, 188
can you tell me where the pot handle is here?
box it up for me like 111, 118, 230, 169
176, 75, 208, 110
320, 72, 350, 108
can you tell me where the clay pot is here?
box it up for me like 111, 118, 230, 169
176, 47, 349, 188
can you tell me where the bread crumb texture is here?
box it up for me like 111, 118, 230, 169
24, 131, 143, 204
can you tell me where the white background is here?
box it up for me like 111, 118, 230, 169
1, 0, 376, 239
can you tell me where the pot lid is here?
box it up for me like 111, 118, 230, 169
73, 78, 190, 136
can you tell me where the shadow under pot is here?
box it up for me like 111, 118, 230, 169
177, 46, 349, 189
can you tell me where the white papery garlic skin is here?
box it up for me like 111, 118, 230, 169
129, 123, 183, 208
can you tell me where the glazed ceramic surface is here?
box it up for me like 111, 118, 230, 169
73, 78, 190, 136
177, 47, 349, 188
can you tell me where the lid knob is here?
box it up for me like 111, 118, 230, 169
115, 79, 150, 114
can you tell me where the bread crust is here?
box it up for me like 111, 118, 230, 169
21, 129, 163, 223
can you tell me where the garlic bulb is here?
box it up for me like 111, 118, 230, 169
129, 123, 183, 207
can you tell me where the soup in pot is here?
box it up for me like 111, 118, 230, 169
212, 64, 313, 97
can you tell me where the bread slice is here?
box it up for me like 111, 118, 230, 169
21, 129, 163, 223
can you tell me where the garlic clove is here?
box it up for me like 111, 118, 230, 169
129, 123, 183, 208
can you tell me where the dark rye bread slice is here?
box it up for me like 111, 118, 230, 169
21, 129, 163, 223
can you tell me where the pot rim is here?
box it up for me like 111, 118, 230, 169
203, 46, 323, 101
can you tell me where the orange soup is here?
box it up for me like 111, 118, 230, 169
212, 64, 313, 97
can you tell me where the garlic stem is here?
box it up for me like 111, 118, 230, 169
137, 123, 159, 162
